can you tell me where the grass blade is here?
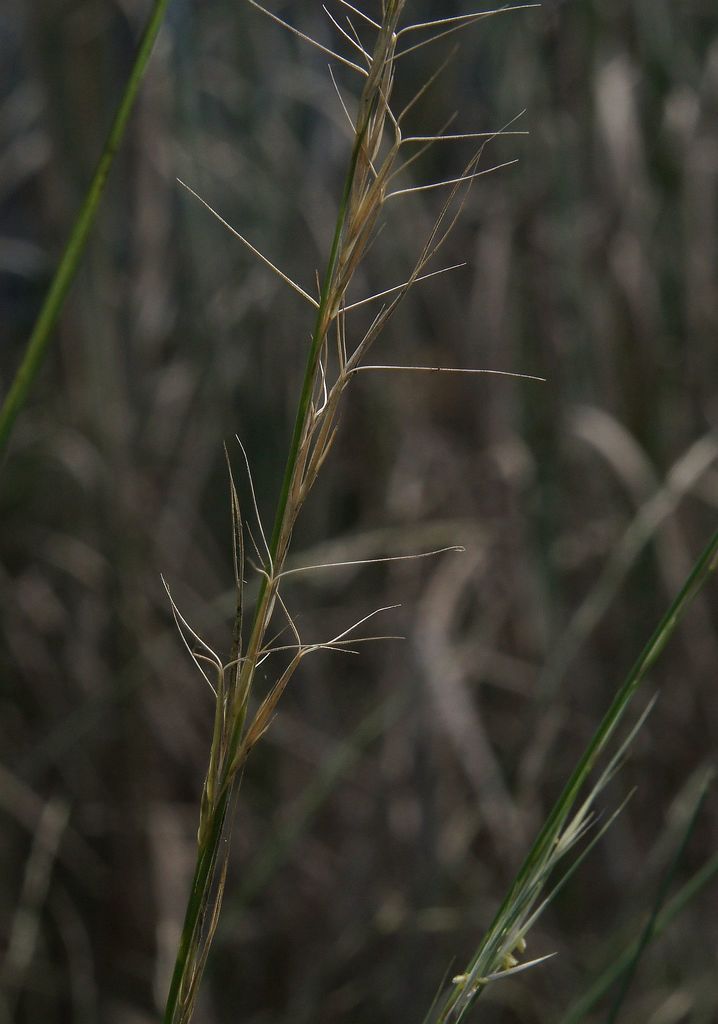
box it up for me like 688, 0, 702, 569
0, 0, 172, 457
432, 527, 718, 1023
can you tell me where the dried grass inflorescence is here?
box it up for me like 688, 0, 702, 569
162, 3, 539, 1020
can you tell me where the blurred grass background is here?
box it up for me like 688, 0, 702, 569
1, 1, 717, 1022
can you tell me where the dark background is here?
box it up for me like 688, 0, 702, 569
1, 1, 717, 1022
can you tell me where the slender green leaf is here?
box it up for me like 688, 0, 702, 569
433, 528, 718, 1024
0, 0, 172, 456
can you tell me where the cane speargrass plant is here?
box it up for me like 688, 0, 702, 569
162, 3, 540, 1021
158, 3, 718, 1023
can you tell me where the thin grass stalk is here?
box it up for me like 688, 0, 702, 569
162, 7, 410, 1019
162, 1, 557, 1016
219, 121, 369, 775
503, 528, 718, 907
223, 11, 403, 733
432, 527, 718, 1024
162, 788, 230, 1024
0, 0, 172, 457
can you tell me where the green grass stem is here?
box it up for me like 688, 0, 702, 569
0, 0, 172, 457
434, 528, 718, 1023
162, 787, 231, 1024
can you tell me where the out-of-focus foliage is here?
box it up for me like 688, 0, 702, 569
1, 2, 717, 1023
